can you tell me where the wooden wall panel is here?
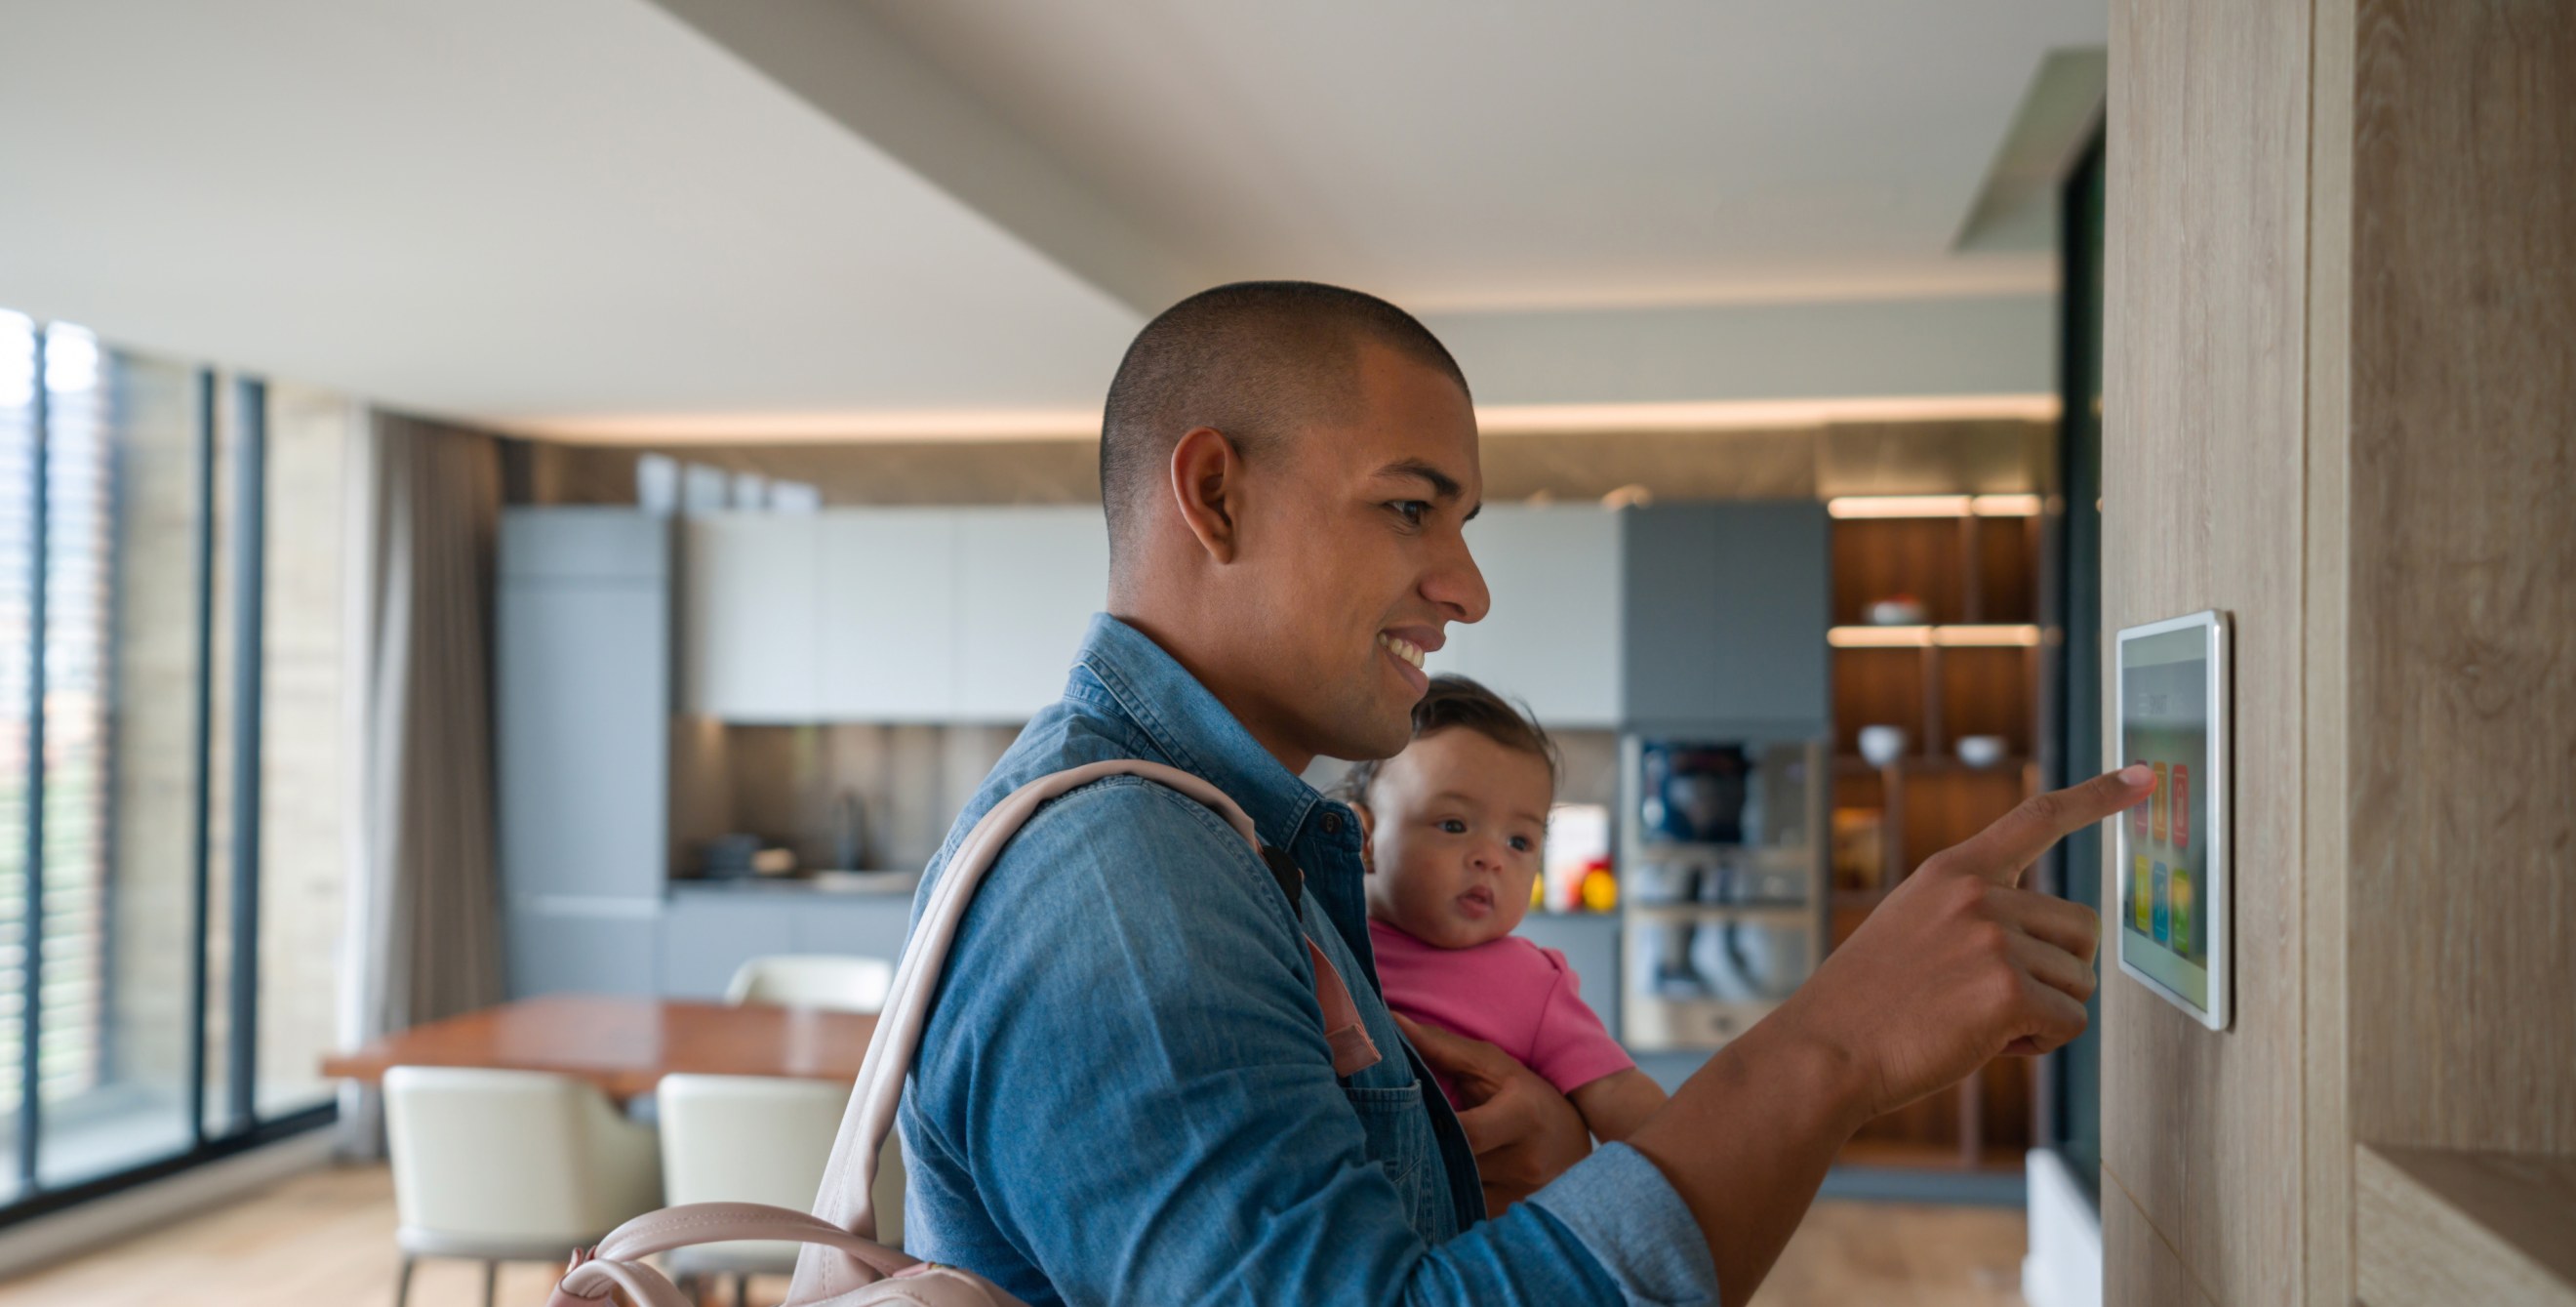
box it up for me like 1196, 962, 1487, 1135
2102, 1180, 2219, 1307
2100, 1, 2314, 1304
2344, 0, 2576, 1159
2300, 3, 2355, 1301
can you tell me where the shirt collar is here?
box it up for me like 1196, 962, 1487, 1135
1068, 613, 1329, 852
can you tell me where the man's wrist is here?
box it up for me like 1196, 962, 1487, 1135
1739, 1011, 1875, 1141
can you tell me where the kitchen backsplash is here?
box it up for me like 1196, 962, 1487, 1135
674, 718, 1618, 879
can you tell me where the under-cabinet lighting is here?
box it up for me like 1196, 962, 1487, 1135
1827, 495, 1973, 519
1931, 625, 2043, 647
1828, 625, 1935, 647
1826, 493, 2047, 519
1829, 624, 2044, 648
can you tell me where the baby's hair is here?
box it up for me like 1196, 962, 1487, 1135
1332, 674, 1560, 806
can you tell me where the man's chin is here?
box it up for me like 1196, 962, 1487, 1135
1320, 706, 1416, 764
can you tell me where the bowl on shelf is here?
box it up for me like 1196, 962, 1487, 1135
1857, 724, 1908, 768
1955, 735, 2009, 768
1866, 595, 1928, 626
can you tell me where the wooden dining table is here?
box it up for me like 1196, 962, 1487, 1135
320, 994, 879, 1102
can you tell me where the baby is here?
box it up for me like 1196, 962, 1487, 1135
1338, 674, 1667, 1146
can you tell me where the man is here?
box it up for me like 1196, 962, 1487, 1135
898, 282, 2142, 1305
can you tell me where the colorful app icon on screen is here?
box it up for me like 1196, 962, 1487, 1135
2133, 856, 2152, 931
2152, 862, 2170, 944
2171, 867, 2194, 956
2152, 762, 2169, 841
2131, 761, 2152, 837
2172, 763, 2192, 848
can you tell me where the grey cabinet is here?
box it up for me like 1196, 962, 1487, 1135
509, 902, 662, 999
1430, 506, 1623, 726
660, 892, 799, 999
499, 509, 672, 998
1620, 503, 1830, 736
659, 887, 916, 1000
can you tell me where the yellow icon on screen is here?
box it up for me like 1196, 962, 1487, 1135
2132, 856, 2153, 931
2171, 867, 2194, 953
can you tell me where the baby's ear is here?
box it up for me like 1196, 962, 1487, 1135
1350, 802, 1377, 875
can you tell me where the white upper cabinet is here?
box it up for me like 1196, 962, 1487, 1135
953, 507, 1108, 721
817, 509, 960, 720
681, 513, 820, 721
679, 504, 1617, 727
1440, 505, 1625, 727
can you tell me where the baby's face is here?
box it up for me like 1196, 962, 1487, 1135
1358, 727, 1551, 949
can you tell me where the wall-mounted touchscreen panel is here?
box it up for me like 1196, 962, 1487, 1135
2113, 609, 2230, 1031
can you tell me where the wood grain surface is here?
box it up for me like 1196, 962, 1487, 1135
2102, 1, 2316, 1303
2356, 1145, 2576, 1307
2344, 0, 2576, 1159
319, 996, 876, 1101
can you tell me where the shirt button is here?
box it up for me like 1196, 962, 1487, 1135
1320, 811, 1345, 836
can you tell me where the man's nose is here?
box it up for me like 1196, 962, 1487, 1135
1426, 528, 1491, 625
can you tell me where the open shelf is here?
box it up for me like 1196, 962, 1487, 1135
1828, 505, 2048, 1168
2357, 1145, 2576, 1307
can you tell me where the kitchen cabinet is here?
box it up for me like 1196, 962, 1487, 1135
683, 507, 1104, 723
511, 902, 661, 999
660, 885, 915, 1000
818, 509, 960, 720
1429, 505, 1624, 726
660, 891, 798, 1000
681, 512, 820, 720
1621, 502, 1831, 736
953, 508, 1108, 721
499, 509, 671, 998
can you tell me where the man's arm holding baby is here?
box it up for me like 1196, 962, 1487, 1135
1571, 1069, 1668, 1144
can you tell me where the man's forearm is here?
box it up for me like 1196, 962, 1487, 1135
1624, 1018, 1872, 1307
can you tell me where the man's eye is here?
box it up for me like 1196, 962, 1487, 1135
1389, 501, 1430, 527
1439, 818, 1468, 834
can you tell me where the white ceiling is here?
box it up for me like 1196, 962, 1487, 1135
0, 0, 1138, 423
853, 0, 2107, 310
0, 0, 2101, 434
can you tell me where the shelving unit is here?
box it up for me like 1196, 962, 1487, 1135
1824, 496, 2049, 1170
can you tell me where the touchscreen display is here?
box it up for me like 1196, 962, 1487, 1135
2118, 626, 2212, 1014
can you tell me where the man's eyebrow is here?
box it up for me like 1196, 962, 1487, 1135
1374, 458, 1465, 502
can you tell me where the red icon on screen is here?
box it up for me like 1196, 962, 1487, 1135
2152, 762, 2169, 841
2131, 760, 2151, 837
2172, 763, 2191, 847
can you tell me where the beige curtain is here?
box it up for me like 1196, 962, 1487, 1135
338, 411, 505, 1151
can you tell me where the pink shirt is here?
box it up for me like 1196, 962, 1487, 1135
1367, 919, 1634, 1108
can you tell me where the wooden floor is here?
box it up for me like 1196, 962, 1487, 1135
0, 1164, 2025, 1306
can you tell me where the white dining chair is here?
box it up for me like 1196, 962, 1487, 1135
382, 1065, 663, 1307
656, 1074, 906, 1306
723, 954, 895, 1012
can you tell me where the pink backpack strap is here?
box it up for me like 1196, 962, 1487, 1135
785, 759, 1380, 1302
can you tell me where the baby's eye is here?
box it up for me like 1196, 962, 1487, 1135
1508, 836, 1534, 852
1439, 818, 1468, 835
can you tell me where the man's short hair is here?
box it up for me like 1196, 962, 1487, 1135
1098, 281, 1469, 554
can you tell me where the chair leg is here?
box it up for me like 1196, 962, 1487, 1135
482, 1260, 499, 1307
392, 1254, 417, 1307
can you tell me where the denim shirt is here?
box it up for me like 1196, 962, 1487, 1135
900, 615, 1719, 1305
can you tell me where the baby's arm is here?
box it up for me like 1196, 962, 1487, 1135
1569, 1067, 1668, 1143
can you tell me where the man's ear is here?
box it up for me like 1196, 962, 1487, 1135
1352, 800, 1377, 876
1167, 426, 1245, 564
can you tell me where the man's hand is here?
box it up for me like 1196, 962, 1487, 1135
1392, 1013, 1590, 1211
1779, 763, 2150, 1121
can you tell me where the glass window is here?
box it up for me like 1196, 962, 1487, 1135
0, 310, 342, 1219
